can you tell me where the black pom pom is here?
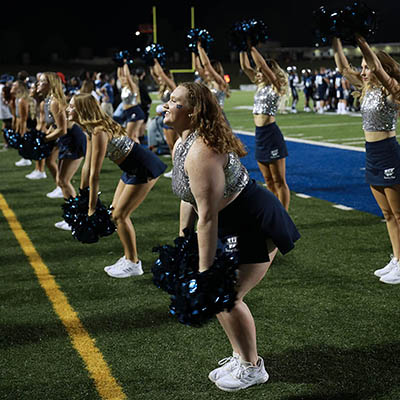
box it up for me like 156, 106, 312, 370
186, 28, 214, 55
3, 128, 21, 149
152, 230, 240, 327
141, 43, 167, 67
63, 188, 116, 244
113, 50, 134, 67
17, 129, 54, 160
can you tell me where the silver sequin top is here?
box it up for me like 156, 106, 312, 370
121, 86, 138, 106
172, 131, 249, 206
44, 96, 55, 125
106, 135, 134, 161
361, 87, 399, 131
210, 88, 226, 108
253, 85, 280, 116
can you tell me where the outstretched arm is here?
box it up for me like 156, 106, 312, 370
197, 42, 227, 91
153, 58, 176, 91
332, 37, 362, 88
249, 45, 281, 90
239, 51, 256, 83
355, 34, 400, 101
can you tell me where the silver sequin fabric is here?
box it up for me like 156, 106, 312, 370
44, 96, 55, 125
171, 131, 249, 206
121, 86, 138, 106
210, 88, 226, 108
361, 87, 399, 131
106, 135, 134, 161
253, 85, 280, 116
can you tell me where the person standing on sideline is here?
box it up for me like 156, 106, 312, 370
333, 35, 400, 284
239, 46, 291, 210
163, 82, 299, 391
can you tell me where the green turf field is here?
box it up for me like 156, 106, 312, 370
1, 90, 399, 400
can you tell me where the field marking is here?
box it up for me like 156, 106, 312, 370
234, 129, 365, 152
0, 193, 126, 400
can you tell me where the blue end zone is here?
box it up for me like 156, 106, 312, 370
237, 133, 382, 217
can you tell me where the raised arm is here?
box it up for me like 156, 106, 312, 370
197, 42, 227, 90
153, 58, 176, 91
249, 45, 281, 90
239, 51, 256, 83
355, 34, 400, 101
332, 37, 363, 88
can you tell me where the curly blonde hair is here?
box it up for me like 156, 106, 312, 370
181, 82, 247, 157
72, 93, 126, 138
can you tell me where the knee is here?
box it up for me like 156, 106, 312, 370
111, 208, 128, 225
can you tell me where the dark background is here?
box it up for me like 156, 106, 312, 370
0, 0, 398, 81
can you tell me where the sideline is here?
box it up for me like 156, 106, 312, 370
0, 193, 126, 400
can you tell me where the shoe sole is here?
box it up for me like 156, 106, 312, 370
215, 375, 269, 392
106, 271, 144, 278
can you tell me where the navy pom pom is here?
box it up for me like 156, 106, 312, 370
113, 50, 134, 67
17, 129, 54, 160
62, 188, 116, 244
228, 19, 269, 51
186, 28, 214, 54
312, 2, 378, 46
3, 128, 21, 149
152, 229, 240, 327
141, 43, 167, 67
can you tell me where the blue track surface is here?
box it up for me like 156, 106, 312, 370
237, 133, 382, 217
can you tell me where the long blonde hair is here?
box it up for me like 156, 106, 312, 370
42, 72, 68, 111
181, 82, 247, 157
355, 51, 400, 101
72, 93, 126, 138
257, 59, 289, 96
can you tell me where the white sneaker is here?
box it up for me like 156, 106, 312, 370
46, 186, 64, 199
163, 170, 173, 178
54, 220, 72, 231
106, 259, 144, 278
104, 256, 126, 272
215, 356, 269, 392
209, 353, 240, 383
379, 263, 400, 284
15, 158, 32, 167
26, 170, 47, 180
374, 256, 398, 277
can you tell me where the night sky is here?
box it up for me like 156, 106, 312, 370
0, 0, 398, 65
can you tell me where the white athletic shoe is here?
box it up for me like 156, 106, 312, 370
374, 256, 398, 277
215, 357, 269, 392
46, 186, 63, 199
104, 256, 126, 272
106, 259, 144, 278
54, 220, 72, 231
26, 170, 47, 180
208, 353, 240, 383
15, 158, 32, 167
380, 263, 400, 285
163, 170, 173, 178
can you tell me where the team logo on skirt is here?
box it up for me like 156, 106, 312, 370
270, 149, 280, 159
384, 168, 396, 179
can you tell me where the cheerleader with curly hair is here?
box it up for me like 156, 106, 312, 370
163, 82, 299, 391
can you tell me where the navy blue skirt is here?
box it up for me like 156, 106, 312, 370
255, 123, 288, 163
365, 137, 400, 186
118, 143, 167, 184
58, 124, 87, 160
218, 179, 300, 264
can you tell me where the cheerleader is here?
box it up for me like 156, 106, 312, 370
25, 80, 47, 180
150, 58, 178, 177
67, 93, 167, 277
196, 41, 230, 112
115, 62, 145, 143
37, 72, 87, 230
239, 46, 290, 210
333, 35, 400, 284
163, 82, 299, 391
10, 80, 32, 167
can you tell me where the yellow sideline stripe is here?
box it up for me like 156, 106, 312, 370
0, 194, 126, 400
